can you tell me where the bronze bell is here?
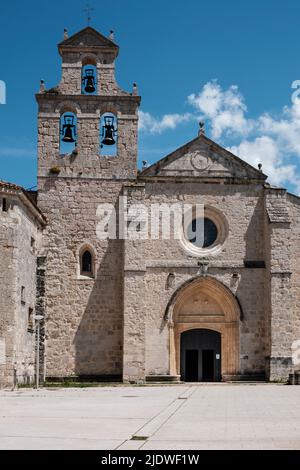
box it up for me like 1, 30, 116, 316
61, 115, 76, 143
101, 116, 117, 146
82, 68, 96, 94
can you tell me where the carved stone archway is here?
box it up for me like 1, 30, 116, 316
166, 276, 241, 381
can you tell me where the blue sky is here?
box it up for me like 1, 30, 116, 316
1, 0, 300, 192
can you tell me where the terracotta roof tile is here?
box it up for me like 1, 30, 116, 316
0, 180, 23, 191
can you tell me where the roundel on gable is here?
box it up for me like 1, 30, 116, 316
190, 151, 212, 172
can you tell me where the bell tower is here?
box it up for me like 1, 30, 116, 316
35, 28, 141, 382
36, 27, 140, 183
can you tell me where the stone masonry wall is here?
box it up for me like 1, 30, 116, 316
123, 184, 147, 382
38, 178, 124, 379
14, 200, 41, 385
123, 180, 268, 381
0, 194, 41, 387
37, 101, 139, 182
266, 190, 293, 381
0, 210, 15, 388
288, 194, 300, 372
58, 50, 127, 97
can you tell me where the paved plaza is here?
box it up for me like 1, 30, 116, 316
0, 384, 299, 450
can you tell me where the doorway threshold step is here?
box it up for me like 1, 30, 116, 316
146, 375, 181, 383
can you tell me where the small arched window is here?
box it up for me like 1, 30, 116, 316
81, 250, 93, 276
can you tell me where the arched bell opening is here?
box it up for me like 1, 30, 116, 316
60, 111, 77, 155
81, 64, 97, 95
100, 112, 117, 157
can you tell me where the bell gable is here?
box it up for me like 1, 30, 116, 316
58, 27, 119, 56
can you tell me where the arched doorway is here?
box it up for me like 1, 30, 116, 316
166, 277, 241, 381
181, 329, 221, 382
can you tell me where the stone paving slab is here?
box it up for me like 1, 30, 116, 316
0, 384, 299, 450
0, 437, 124, 451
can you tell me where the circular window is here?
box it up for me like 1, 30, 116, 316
187, 217, 218, 249
181, 206, 228, 257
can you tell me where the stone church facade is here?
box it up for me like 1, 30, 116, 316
1, 26, 300, 387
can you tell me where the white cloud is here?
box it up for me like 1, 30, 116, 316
139, 81, 251, 138
229, 136, 279, 172
229, 100, 300, 192
139, 80, 300, 193
139, 111, 194, 134
187, 80, 252, 139
229, 136, 300, 190
258, 104, 300, 155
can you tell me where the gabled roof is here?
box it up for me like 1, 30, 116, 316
140, 133, 268, 182
0, 180, 23, 191
58, 26, 119, 55
0, 180, 47, 226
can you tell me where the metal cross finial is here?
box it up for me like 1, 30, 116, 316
84, 4, 94, 26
